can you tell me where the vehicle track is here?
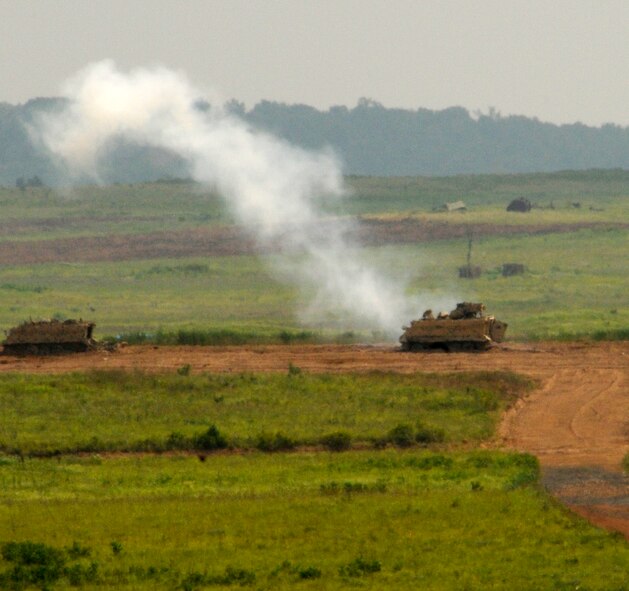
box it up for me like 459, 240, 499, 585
1, 341, 627, 537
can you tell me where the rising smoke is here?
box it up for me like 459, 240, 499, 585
35, 61, 433, 336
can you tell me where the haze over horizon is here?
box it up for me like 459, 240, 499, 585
1, 0, 628, 128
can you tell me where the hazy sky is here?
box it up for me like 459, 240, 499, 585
1, 0, 627, 126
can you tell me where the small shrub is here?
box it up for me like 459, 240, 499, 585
193, 425, 228, 451
222, 566, 255, 585
622, 453, 629, 473
415, 424, 446, 444
339, 557, 381, 577
128, 565, 171, 581
65, 541, 91, 559
287, 362, 302, 376
320, 481, 340, 495
110, 541, 123, 555
1, 541, 66, 586
255, 432, 296, 452
372, 437, 388, 449
344, 481, 368, 494
2, 540, 65, 567
320, 431, 352, 451
388, 424, 414, 447
470, 480, 484, 491
65, 561, 99, 585
298, 566, 321, 579
177, 364, 191, 376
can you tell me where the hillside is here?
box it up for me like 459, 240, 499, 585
1, 98, 629, 185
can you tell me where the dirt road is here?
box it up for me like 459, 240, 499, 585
1, 219, 626, 264
1, 341, 627, 537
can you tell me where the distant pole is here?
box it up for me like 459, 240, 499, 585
467, 229, 473, 268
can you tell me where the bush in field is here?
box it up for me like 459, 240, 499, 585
339, 557, 381, 577
65, 541, 91, 559
65, 561, 99, 585
0, 540, 98, 588
298, 566, 321, 579
387, 423, 415, 447
320, 431, 352, 451
415, 423, 446, 444
623, 453, 629, 473
255, 431, 296, 452
193, 425, 228, 451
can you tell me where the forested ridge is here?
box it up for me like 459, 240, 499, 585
1, 97, 628, 185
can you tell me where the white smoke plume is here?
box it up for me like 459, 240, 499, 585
36, 61, 431, 336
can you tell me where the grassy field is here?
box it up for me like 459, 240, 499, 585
0, 370, 628, 589
2, 170, 628, 239
0, 182, 230, 241
0, 226, 626, 340
1, 451, 628, 590
0, 170, 627, 340
343, 169, 629, 215
0, 371, 530, 456
0, 172, 627, 588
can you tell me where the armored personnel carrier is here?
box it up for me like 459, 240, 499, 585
2, 319, 97, 355
399, 302, 507, 352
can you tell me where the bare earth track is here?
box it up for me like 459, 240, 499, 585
1, 341, 627, 538
1, 219, 626, 264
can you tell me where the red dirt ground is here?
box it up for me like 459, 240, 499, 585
1, 341, 627, 538
0, 219, 626, 264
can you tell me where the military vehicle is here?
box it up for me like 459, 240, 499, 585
2, 319, 97, 355
399, 302, 507, 352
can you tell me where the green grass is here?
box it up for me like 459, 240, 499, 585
0, 371, 530, 455
0, 173, 627, 589
2, 170, 628, 240
0, 255, 298, 337
0, 181, 231, 241
0, 226, 627, 340
0, 451, 627, 590
0, 173, 627, 340
400, 226, 629, 339
344, 169, 629, 215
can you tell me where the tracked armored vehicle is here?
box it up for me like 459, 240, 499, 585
399, 302, 507, 352
2, 319, 97, 355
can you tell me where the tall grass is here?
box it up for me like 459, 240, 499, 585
0, 370, 531, 456
116, 328, 324, 346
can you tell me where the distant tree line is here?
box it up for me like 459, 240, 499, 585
0, 96, 628, 185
